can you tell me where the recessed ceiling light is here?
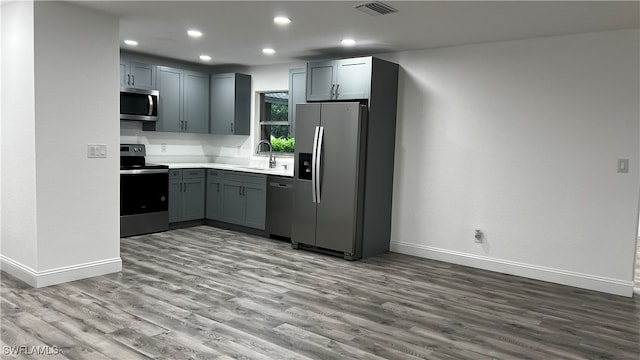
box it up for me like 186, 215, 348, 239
124, 39, 138, 46
187, 29, 203, 38
199, 55, 211, 61
273, 16, 291, 25
341, 39, 356, 47
262, 48, 276, 55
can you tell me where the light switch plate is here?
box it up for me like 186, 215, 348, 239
87, 144, 107, 158
618, 158, 629, 173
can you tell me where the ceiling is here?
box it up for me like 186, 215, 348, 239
74, 1, 639, 67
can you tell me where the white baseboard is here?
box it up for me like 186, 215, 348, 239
390, 241, 633, 297
0, 255, 122, 288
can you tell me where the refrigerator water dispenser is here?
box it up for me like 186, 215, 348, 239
298, 153, 312, 180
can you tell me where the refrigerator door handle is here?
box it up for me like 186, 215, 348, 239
316, 126, 325, 203
311, 126, 320, 203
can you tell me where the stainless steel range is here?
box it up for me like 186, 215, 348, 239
120, 144, 169, 237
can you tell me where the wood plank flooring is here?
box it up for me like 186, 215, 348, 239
2, 225, 639, 359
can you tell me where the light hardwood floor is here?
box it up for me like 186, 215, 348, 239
2, 226, 639, 359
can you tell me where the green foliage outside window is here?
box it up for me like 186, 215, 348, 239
271, 137, 295, 153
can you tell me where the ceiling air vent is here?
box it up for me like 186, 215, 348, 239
355, 1, 398, 16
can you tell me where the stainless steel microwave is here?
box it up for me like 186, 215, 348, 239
120, 88, 159, 121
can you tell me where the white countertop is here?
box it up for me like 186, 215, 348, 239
158, 162, 294, 177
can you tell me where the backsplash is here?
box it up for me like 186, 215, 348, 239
120, 120, 294, 170
121, 120, 252, 163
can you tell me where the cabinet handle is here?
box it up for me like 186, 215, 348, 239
230, 122, 234, 133
330, 84, 335, 98
335, 83, 340, 97
127, 74, 130, 85
131, 74, 135, 86
239, 186, 242, 196
181, 121, 184, 130
185, 121, 188, 130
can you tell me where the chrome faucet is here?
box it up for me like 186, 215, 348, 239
256, 140, 277, 168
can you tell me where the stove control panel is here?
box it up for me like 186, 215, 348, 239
120, 144, 146, 157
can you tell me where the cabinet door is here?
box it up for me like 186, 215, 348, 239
206, 174, 223, 221
243, 183, 266, 230
289, 68, 306, 137
335, 57, 371, 100
210, 74, 234, 135
130, 62, 156, 90
306, 60, 336, 101
156, 66, 183, 132
221, 181, 244, 225
168, 177, 182, 223
184, 71, 209, 134
120, 62, 128, 87
181, 178, 205, 221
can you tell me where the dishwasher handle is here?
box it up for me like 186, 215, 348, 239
269, 182, 293, 188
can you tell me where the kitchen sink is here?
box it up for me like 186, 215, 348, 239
238, 166, 279, 172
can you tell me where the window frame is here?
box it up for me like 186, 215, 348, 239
257, 90, 294, 155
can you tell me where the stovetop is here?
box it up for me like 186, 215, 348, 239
120, 163, 169, 171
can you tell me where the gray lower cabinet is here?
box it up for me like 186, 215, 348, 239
169, 169, 205, 223
210, 73, 251, 135
207, 171, 266, 230
205, 170, 223, 221
154, 66, 209, 134
306, 57, 371, 101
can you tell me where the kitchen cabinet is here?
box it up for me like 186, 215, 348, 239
288, 68, 306, 137
153, 66, 209, 134
210, 73, 251, 135
169, 169, 205, 223
306, 57, 371, 101
183, 71, 210, 133
205, 170, 223, 221
220, 171, 266, 230
120, 59, 155, 90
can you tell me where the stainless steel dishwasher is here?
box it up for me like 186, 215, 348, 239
266, 176, 293, 238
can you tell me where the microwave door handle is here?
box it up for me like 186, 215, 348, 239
147, 95, 154, 116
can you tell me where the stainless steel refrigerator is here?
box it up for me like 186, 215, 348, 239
292, 102, 393, 260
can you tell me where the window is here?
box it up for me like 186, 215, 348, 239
259, 91, 294, 153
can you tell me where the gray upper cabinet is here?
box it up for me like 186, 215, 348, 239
184, 71, 210, 134
156, 66, 183, 132
120, 59, 155, 90
289, 68, 306, 137
306, 57, 372, 101
210, 73, 251, 135
155, 66, 209, 134
306, 61, 335, 101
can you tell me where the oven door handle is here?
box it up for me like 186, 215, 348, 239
120, 169, 169, 175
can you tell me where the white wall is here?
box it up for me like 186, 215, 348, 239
378, 29, 640, 296
1, 1, 122, 286
1, 0, 38, 273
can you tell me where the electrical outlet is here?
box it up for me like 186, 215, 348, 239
87, 144, 107, 158
474, 229, 483, 243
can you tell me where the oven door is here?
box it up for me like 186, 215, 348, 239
120, 170, 168, 216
